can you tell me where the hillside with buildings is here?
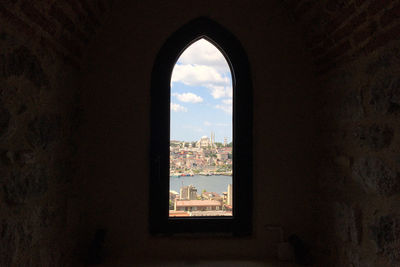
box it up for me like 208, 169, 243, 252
169, 133, 233, 217
170, 133, 232, 176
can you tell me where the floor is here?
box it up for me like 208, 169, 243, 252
133, 261, 296, 267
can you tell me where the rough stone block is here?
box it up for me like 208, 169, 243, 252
352, 157, 400, 196
370, 214, 400, 264
15, 149, 36, 166
326, 0, 348, 13
340, 89, 364, 120
354, 124, 394, 151
26, 115, 60, 150
368, 75, 400, 114
0, 103, 10, 137
3, 166, 48, 204
4, 46, 48, 88
334, 203, 362, 244
365, 52, 393, 75
0, 218, 33, 266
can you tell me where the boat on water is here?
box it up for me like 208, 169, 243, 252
170, 173, 194, 177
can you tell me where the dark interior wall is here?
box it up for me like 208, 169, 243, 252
0, 0, 112, 266
315, 43, 400, 267
0, 31, 79, 267
77, 0, 319, 264
282, 0, 400, 266
3, 0, 398, 266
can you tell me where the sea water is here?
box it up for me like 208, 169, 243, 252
170, 175, 232, 194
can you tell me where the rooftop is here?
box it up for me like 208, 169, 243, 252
176, 200, 221, 207
169, 211, 190, 217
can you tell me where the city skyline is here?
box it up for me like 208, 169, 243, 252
170, 134, 231, 144
170, 38, 232, 143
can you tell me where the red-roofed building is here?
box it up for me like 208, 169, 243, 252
175, 199, 222, 212
201, 191, 221, 201
224, 204, 232, 211
169, 210, 190, 217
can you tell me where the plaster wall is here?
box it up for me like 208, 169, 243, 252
77, 0, 319, 264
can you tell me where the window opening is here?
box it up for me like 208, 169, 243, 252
150, 17, 252, 234
169, 39, 233, 217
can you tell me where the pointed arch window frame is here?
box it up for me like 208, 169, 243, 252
150, 17, 253, 235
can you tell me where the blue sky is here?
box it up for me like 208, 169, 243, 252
170, 39, 232, 143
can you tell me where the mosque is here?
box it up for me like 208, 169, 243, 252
196, 132, 216, 148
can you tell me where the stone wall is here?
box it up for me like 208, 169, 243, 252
282, 0, 400, 265
314, 44, 400, 266
1, 0, 399, 265
0, 1, 113, 265
283, 0, 400, 74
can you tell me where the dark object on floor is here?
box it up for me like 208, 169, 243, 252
86, 229, 107, 265
288, 234, 313, 265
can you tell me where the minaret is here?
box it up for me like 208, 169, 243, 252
227, 184, 232, 206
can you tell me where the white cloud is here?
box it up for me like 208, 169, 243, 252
177, 39, 230, 72
171, 103, 187, 112
171, 38, 233, 101
209, 85, 232, 99
203, 121, 229, 127
171, 64, 229, 87
222, 99, 232, 105
216, 98, 233, 114
215, 104, 232, 114
172, 92, 203, 103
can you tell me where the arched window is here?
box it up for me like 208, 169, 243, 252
150, 17, 252, 234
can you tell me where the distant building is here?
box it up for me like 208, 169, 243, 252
196, 136, 212, 148
196, 132, 216, 148
201, 191, 221, 201
217, 153, 228, 160
222, 192, 227, 203
169, 190, 179, 201
224, 204, 232, 211
175, 200, 222, 212
169, 210, 190, 217
180, 185, 197, 200
211, 132, 215, 146
227, 184, 232, 206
